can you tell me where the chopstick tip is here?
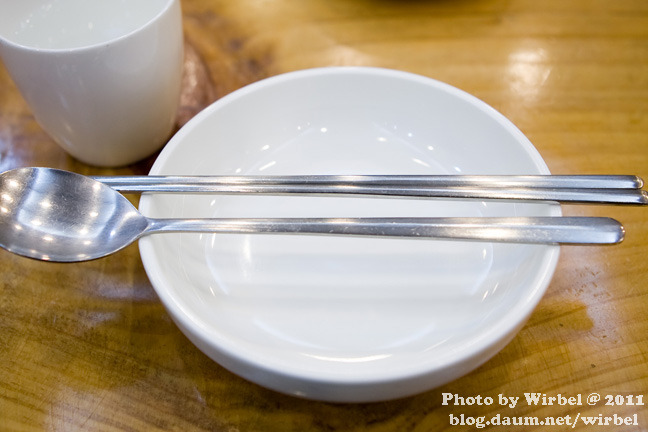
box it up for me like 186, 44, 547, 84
640, 190, 648, 205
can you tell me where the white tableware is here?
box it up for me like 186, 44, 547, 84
0, 0, 183, 167
138, 67, 561, 402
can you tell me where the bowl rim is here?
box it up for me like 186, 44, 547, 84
139, 66, 560, 388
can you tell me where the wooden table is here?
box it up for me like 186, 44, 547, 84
1, 1, 646, 430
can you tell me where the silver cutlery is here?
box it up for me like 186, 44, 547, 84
0, 167, 641, 262
93, 173, 648, 205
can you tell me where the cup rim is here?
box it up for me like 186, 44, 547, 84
0, 0, 178, 53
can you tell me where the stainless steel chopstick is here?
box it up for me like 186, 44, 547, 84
93, 175, 648, 205
95, 174, 644, 189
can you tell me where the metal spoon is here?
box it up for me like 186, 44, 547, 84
0, 168, 624, 262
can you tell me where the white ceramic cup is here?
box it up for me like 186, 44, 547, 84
0, 0, 184, 167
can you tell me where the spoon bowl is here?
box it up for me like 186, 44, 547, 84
0, 167, 147, 261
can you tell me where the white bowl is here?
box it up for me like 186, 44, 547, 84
139, 67, 560, 402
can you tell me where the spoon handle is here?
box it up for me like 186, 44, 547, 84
144, 216, 624, 245
94, 175, 648, 205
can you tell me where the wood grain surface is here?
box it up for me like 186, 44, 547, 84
1, 0, 647, 430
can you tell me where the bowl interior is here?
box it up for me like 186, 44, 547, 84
139, 68, 559, 391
